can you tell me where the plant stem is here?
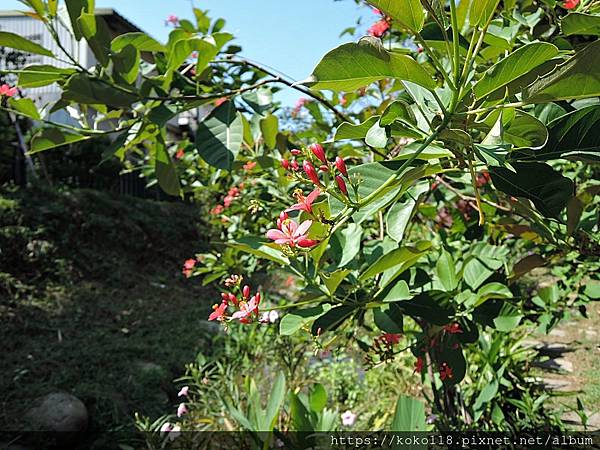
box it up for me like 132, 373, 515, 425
415, 33, 457, 92
449, 0, 461, 86
467, 149, 485, 225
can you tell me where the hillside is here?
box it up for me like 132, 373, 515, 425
0, 186, 216, 448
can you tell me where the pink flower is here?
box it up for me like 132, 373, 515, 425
303, 160, 321, 187
166, 15, 179, 25
292, 98, 310, 116
177, 403, 188, 417
0, 84, 17, 97
210, 205, 224, 215
309, 143, 327, 164
341, 410, 357, 426
175, 148, 185, 160
260, 310, 279, 324
208, 302, 228, 321
564, 0, 580, 8
231, 295, 259, 321
286, 189, 320, 215
266, 219, 316, 248
177, 386, 189, 397
183, 259, 196, 270
368, 19, 390, 37
335, 157, 348, 177
215, 97, 228, 107
336, 176, 348, 196
281, 159, 290, 170
243, 161, 257, 171
160, 422, 174, 433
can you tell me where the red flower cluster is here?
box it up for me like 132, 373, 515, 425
0, 84, 17, 97
564, 0, 580, 8
439, 362, 453, 381
368, 19, 390, 37
182, 258, 197, 278
475, 171, 491, 188
208, 281, 262, 324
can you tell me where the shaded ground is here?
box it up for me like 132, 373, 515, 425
0, 186, 216, 448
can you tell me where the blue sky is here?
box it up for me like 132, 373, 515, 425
4, 0, 373, 105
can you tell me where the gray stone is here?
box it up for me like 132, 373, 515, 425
26, 392, 88, 433
542, 378, 572, 392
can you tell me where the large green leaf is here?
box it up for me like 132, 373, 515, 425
264, 372, 286, 430
386, 182, 429, 243
537, 105, 600, 162
62, 74, 139, 107
365, 0, 425, 32
111, 32, 166, 52
391, 396, 426, 432
279, 305, 331, 336
524, 40, 600, 104
436, 250, 458, 292
503, 110, 548, 150
9, 98, 40, 120
489, 162, 574, 218
228, 236, 289, 265
359, 241, 431, 282
29, 128, 91, 154
330, 223, 362, 268
78, 13, 111, 66
195, 101, 243, 171
473, 42, 559, 100
310, 305, 356, 335
65, 0, 91, 40
374, 304, 403, 333
301, 37, 436, 92
155, 141, 180, 196
0, 31, 54, 57
333, 117, 379, 141
562, 12, 600, 36
17, 65, 76, 88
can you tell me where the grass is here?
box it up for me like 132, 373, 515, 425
0, 185, 217, 448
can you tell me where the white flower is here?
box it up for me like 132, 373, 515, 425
177, 402, 188, 417
341, 410, 357, 426
268, 310, 279, 323
160, 422, 173, 433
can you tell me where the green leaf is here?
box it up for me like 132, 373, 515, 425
394, 142, 453, 160
391, 396, 426, 432
112, 44, 139, 85
279, 305, 330, 336
333, 117, 379, 141
476, 282, 513, 307
493, 304, 523, 331
469, 0, 501, 26
289, 392, 313, 432
265, 372, 286, 430
538, 105, 600, 162
195, 101, 243, 171
562, 12, 600, 36
78, 13, 111, 66
463, 259, 493, 290
29, 128, 91, 154
359, 241, 431, 282
48, 0, 58, 16
436, 251, 458, 292
65, 0, 90, 40
525, 40, 600, 104
155, 141, 180, 196
386, 182, 428, 243
320, 269, 351, 296
311, 305, 356, 335
504, 111, 548, 150
111, 32, 165, 52
62, 74, 139, 107
399, 292, 453, 325
9, 98, 40, 120
382, 280, 411, 302
473, 42, 559, 100
17, 65, 76, 88
301, 37, 436, 92
331, 223, 362, 268
229, 236, 289, 265
365, 0, 425, 32
0, 31, 54, 57
365, 120, 388, 148
374, 304, 403, 333
259, 114, 278, 149
309, 384, 327, 413
381, 100, 416, 126
489, 162, 574, 218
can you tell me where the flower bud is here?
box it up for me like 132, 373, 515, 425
298, 239, 319, 248
335, 157, 348, 177
279, 211, 288, 221
291, 149, 302, 156
309, 143, 327, 164
291, 160, 300, 171
255, 292, 261, 305
336, 175, 348, 196
303, 160, 321, 186
228, 293, 238, 305
281, 159, 290, 170
242, 285, 250, 299
221, 292, 229, 302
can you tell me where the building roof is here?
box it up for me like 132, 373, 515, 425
0, 8, 144, 34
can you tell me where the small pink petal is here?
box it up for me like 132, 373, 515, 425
266, 229, 287, 241
296, 220, 312, 236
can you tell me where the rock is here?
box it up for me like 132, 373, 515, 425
548, 328, 566, 338
541, 378, 572, 392
26, 392, 88, 434
535, 357, 574, 373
